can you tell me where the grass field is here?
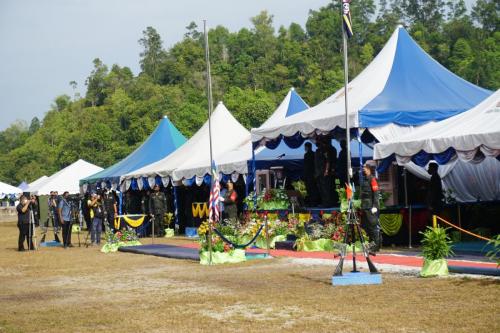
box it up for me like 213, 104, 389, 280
0, 221, 498, 333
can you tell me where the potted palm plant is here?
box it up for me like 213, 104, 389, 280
420, 226, 454, 277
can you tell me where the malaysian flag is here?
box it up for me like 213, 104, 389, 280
342, 0, 353, 38
208, 161, 220, 223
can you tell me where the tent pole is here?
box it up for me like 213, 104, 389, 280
357, 130, 363, 184
173, 184, 179, 235
118, 191, 123, 215
403, 167, 412, 248
204, 20, 214, 265
251, 147, 257, 210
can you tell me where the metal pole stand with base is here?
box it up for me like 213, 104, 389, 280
332, 200, 382, 286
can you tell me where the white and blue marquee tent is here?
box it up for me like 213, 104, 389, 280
374, 90, 500, 202
251, 25, 492, 147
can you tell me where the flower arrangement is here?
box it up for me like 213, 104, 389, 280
106, 229, 139, 244
164, 212, 174, 228
244, 189, 290, 210
292, 181, 307, 197
101, 228, 141, 253
198, 220, 236, 253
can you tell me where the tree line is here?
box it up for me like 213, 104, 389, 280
0, 0, 498, 184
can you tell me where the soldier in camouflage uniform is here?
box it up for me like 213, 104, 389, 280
149, 185, 167, 236
360, 161, 381, 253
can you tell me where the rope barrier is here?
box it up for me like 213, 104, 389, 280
213, 223, 265, 249
434, 215, 491, 241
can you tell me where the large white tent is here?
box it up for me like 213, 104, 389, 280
373, 90, 500, 202
31, 159, 103, 195
121, 102, 250, 188
374, 89, 500, 162
0, 181, 22, 199
251, 26, 490, 146
25, 175, 48, 193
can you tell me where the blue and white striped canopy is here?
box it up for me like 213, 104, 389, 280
251, 26, 492, 145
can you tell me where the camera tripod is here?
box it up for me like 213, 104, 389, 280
333, 199, 379, 276
40, 212, 61, 244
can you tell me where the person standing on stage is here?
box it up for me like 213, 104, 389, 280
220, 181, 238, 221
336, 140, 348, 186
303, 142, 319, 206
17, 195, 34, 251
315, 138, 334, 207
360, 161, 381, 253
427, 162, 444, 218
57, 191, 73, 248
149, 185, 167, 236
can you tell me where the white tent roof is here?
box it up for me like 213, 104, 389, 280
251, 27, 400, 143
26, 175, 48, 192
251, 26, 491, 145
373, 89, 500, 161
122, 102, 250, 183
31, 159, 103, 195
171, 88, 310, 181
0, 181, 22, 197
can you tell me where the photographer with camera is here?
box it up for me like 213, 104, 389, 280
87, 193, 104, 246
17, 195, 35, 251
48, 191, 60, 235
29, 195, 39, 227
58, 191, 73, 248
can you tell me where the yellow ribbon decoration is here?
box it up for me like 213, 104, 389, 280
379, 213, 403, 236
122, 215, 146, 228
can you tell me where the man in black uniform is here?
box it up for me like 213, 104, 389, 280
336, 140, 348, 186
17, 195, 34, 251
149, 185, 167, 236
360, 161, 381, 253
427, 162, 444, 218
303, 142, 319, 206
102, 189, 117, 231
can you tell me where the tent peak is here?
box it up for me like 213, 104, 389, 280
290, 87, 295, 91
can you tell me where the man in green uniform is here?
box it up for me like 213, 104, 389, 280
360, 160, 381, 253
149, 185, 167, 236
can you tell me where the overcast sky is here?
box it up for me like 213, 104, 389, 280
0, 0, 477, 130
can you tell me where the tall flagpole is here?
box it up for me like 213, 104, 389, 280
342, 2, 352, 187
203, 20, 214, 265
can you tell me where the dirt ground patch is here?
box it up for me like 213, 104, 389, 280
0, 222, 498, 332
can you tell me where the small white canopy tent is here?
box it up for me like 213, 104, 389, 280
122, 102, 250, 188
0, 181, 22, 199
374, 90, 500, 202
26, 175, 48, 193
31, 159, 103, 195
